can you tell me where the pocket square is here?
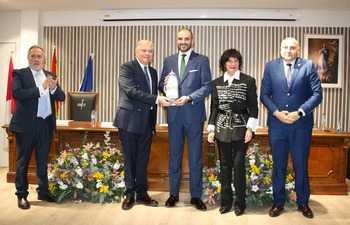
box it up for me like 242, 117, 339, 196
189, 70, 198, 73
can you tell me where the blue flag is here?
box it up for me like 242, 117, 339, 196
79, 55, 93, 91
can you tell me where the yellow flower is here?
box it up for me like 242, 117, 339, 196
208, 174, 215, 183
217, 185, 221, 193
103, 153, 111, 161
99, 185, 109, 193
82, 162, 89, 167
265, 159, 273, 169
60, 171, 68, 179
286, 174, 294, 183
121, 171, 124, 176
264, 176, 272, 184
48, 182, 56, 191
250, 164, 260, 174
93, 171, 104, 180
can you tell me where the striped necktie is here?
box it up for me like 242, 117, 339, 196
143, 66, 151, 92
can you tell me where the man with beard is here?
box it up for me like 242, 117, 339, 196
159, 28, 212, 211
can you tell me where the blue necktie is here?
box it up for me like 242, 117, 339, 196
286, 63, 292, 87
35, 72, 49, 118
143, 66, 151, 92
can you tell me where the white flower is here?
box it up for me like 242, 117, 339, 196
82, 153, 89, 160
58, 158, 64, 166
91, 156, 97, 165
249, 159, 256, 165
75, 167, 83, 177
285, 182, 295, 190
58, 181, 68, 190
250, 174, 259, 180
212, 180, 221, 187
117, 181, 125, 188
76, 182, 84, 189
113, 162, 121, 170
252, 185, 259, 192
96, 181, 103, 188
48, 170, 53, 180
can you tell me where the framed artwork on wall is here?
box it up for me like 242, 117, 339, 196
304, 34, 343, 88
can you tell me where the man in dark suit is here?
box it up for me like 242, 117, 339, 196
260, 37, 323, 219
10, 45, 66, 209
113, 40, 169, 210
159, 28, 212, 211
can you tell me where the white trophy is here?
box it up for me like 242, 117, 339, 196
165, 70, 179, 106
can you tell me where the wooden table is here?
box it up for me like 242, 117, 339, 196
2, 122, 350, 194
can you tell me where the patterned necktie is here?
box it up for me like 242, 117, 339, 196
286, 63, 292, 87
143, 66, 151, 92
35, 72, 49, 118
179, 54, 186, 80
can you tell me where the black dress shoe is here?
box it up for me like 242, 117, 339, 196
190, 197, 207, 211
234, 202, 246, 216
298, 205, 313, 218
136, 194, 158, 207
219, 206, 231, 214
269, 204, 284, 217
38, 192, 56, 202
18, 197, 30, 210
165, 195, 179, 207
122, 196, 135, 210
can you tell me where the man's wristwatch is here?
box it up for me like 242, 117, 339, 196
298, 110, 303, 117
187, 96, 193, 103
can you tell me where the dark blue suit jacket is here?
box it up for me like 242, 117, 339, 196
10, 67, 66, 133
113, 59, 158, 134
260, 57, 323, 129
159, 51, 212, 123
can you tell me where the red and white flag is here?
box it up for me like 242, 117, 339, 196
51, 47, 60, 117
6, 52, 17, 115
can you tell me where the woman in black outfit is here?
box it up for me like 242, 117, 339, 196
207, 49, 258, 216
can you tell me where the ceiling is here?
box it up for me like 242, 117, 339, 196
1, 0, 350, 12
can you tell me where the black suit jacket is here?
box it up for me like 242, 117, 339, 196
9, 67, 66, 133
113, 59, 158, 134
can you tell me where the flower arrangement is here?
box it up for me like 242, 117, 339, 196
202, 143, 296, 207
48, 131, 125, 203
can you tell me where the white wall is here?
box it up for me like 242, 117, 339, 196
0, 9, 349, 167
40, 10, 350, 27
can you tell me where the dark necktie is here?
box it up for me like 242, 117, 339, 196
143, 66, 151, 92
286, 63, 292, 87
179, 54, 186, 80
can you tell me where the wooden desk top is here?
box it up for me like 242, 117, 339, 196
3, 122, 350, 138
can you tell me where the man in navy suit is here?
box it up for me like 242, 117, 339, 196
159, 28, 212, 211
10, 45, 66, 209
113, 40, 169, 210
260, 38, 323, 219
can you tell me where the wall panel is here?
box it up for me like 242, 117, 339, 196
43, 26, 350, 132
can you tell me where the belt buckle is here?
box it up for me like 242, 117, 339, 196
226, 111, 232, 117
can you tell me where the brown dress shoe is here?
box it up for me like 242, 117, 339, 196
18, 197, 30, 210
122, 196, 135, 210
136, 194, 158, 207
298, 205, 313, 218
165, 195, 179, 207
190, 197, 207, 211
269, 204, 284, 217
